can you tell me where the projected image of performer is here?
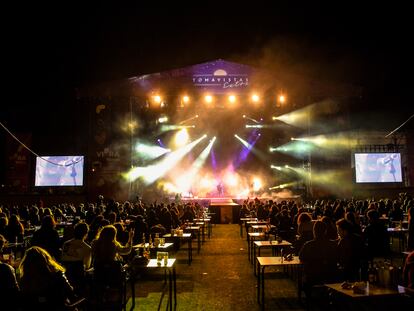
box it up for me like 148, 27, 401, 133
377, 153, 400, 182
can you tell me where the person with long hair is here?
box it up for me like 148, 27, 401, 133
5, 214, 24, 243
91, 225, 134, 265
19, 246, 75, 310
31, 215, 61, 259
0, 234, 20, 309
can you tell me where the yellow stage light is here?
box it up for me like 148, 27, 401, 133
204, 95, 213, 103
182, 95, 190, 103
251, 94, 260, 102
278, 95, 286, 104
228, 95, 236, 103
153, 95, 162, 103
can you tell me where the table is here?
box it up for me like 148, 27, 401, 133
256, 256, 303, 310
193, 222, 206, 242
147, 259, 177, 311
247, 232, 265, 263
387, 227, 409, 252
325, 283, 410, 309
163, 233, 193, 265
184, 226, 201, 254
133, 242, 175, 257
239, 217, 257, 238
194, 218, 212, 239
253, 240, 293, 275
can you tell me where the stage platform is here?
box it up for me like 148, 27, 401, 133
178, 195, 301, 224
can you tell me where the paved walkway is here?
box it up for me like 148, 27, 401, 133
127, 224, 306, 310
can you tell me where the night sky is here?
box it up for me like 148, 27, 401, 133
1, 3, 412, 142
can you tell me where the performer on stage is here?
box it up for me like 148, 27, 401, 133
217, 182, 224, 196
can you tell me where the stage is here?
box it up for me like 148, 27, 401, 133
177, 195, 301, 224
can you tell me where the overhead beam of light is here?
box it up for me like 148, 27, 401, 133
269, 182, 296, 190
269, 141, 314, 158
270, 165, 282, 171
243, 115, 260, 123
245, 124, 264, 128
124, 134, 207, 184
159, 124, 195, 133
174, 137, 216, 192
274, 99, 340, 129
179, 114, 199, 125
135, 143, 170, 160
293, 133, 358, 149
234, 134, 250, 148
234, 133, 266, 164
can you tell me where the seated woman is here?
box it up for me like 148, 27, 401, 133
0, 234, 20, 309
5, 214, 25, 243
294, 212, 314, 253
19, 246, 76, 310
31, 215, 61, 260
91, 225, 134, 265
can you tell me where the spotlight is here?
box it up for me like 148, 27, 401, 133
251, 94, 260, 102
278, 95, 286, 104
204, 95, 213, 103
182, 95, 190, 103
228, 95, 236, 103
158, 116, 168, 123
153, 95, 162, 103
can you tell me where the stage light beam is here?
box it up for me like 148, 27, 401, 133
135, 143, 170, 160
124, 134, 206, 184
175, 129, 189, 147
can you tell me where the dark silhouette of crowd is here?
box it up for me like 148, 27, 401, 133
0, 192, 412, 309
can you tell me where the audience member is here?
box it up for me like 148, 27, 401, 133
61, 222, 92, 269
19, 246, 75, 310
336, 218, 366, 281
0, 234, 20, 309
91, 225, 134, 265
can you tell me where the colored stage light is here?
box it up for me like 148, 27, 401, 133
153, 95, 162, 103
228, 95, 236, 103
182, 95, 190, 103
251, 94, 260, 102
204, 95, 213, 103
278, 94, 286, 104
